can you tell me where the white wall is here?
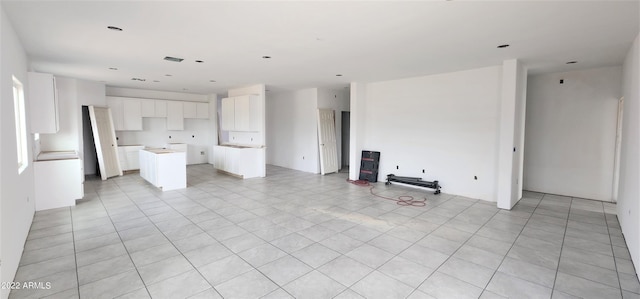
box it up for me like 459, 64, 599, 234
1, 7, 35, 299
618, 34, 640, 273
317, 88, 350, 168
361, 66, 503, 201
524, 66, 621, 201
107, 88, 213, 165
266, 88, 320, 173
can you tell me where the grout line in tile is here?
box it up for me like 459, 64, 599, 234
93, 188, 154, 298
477, 193, 545, 298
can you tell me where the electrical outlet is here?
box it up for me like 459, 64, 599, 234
474, 176, 478, 180
200, 151, 205, 155
302, 156, 305, 160
422, 169, 425, 173
396, 165, 399, 170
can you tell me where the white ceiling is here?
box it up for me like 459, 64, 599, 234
2, 1, 639, 95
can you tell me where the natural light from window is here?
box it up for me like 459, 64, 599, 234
13, 75, 28, 173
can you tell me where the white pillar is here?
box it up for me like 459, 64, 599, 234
497, 59, 527, 209
349, 82, 367, 181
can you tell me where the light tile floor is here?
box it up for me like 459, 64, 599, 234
10, 164, 639, 299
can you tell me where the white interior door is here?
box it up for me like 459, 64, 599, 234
318, 109, 339, 175
89, 106, 122, 180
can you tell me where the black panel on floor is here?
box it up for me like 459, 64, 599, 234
359, 150, 380, 182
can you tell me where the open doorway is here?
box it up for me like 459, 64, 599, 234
341, 111, 350, 171
82, 106, 99, 178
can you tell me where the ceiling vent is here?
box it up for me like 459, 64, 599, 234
131, 78, 146, 81
164, 56, 184, 62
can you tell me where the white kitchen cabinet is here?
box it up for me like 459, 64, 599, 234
221, 95, 261, 132
107, 97, 124, 130
142, 99, 168, 118
34, 156, 83, 211
221, 97, 235, 131
117, 145, 144, 171
213, 145, 265, 178
123, 100, 142, 130
166, 143, 187, 161
155, 100, 167, 117
140, 99, 155, 117
29, 72, 59, 133
247, 95, 262, 132
107, 97, 142, 131
183, 101, 197, 118
139, 148, 186, 191
234, 96, 251, 131
196, 102, 209, 119
167, 101, 184, 130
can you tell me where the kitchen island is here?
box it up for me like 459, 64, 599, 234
213, 145, 265, 179
139, 148, 186, 191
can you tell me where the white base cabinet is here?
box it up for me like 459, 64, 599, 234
213, 145, 265, 179
139, 149, 186, 191
117, 145, 145, 171
34, 158, 83, 211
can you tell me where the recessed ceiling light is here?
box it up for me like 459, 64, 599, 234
165, 74, 172, 77
195, 60, 204, 63
262, 56, 271, 59
497, 44, 510, 48
209, 80, 216, 83
566, 61, 578, 64
108, 67, 118, 70
153, 80, 160, 83
336, 74, 343, 77
164, 56, 184, 62
107, 26, 123, 31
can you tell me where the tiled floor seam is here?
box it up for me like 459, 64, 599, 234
68, 206, 82, 298
110, 179, 246, 298
477, 194, 545, 298
397, 197, 499, 298
603, 202, 625, 298
549, 196, 572, 296
94, 189, 154, 298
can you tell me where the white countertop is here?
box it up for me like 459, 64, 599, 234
37, 150, 79, 161
142, 148, 182, 154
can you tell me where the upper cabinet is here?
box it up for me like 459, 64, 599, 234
221, 97, 235, 131
183, 102, 197, 118
184, 101, 208, 119
29, 72, 59, 133
221, 95, 260, 132
107, 97, 207, 131
155, 100, 167, 117
106, 97, 142, 131
140, 99, 155, 117
196, 103, 209, 119
167, 101, 184, 130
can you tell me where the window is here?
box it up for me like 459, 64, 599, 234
13, 76, 28, 173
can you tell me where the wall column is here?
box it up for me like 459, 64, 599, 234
349, 82, 367, 181
497, 59, 527, 209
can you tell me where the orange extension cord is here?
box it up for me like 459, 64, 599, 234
346, 179, 427, 207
